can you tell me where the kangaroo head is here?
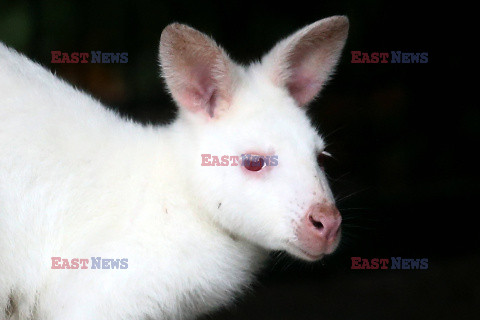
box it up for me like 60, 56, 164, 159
159, 16, 348, 261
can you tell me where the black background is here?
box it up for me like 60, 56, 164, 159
1, 1, 477, 319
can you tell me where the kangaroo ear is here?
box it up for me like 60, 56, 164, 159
262, 16, 349, 107
159, 23, 236, 118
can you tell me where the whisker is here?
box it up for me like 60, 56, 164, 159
322, 124, 347, 140
335, 188, 370, 203
329, 172, 352, 183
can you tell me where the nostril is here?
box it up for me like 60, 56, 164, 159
309, 214, 324, 230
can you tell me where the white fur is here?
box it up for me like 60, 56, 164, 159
0, 16, 348, 319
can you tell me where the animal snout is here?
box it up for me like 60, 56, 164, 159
295, 202, 342, 260
307, 203, 341, 242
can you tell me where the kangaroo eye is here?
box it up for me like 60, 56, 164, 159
317, 151, 331, 169
244, 156, 265, 172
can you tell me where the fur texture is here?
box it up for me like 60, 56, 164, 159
0, 16, 348, 319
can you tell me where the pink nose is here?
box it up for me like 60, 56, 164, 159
296, 202, 342, 258
308, 203, 342, 242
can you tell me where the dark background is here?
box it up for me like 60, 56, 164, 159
1, 1, 477, 319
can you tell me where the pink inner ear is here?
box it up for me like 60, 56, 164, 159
287, 71, 323, 107
286, 46, 331, 107
176, 65, 219, 118
160, 23, 234, 119
264, 16, 349, 108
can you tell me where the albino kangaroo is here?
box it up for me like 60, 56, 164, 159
0, 16, 348, 320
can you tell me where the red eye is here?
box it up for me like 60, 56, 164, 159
244, 156, 265, 172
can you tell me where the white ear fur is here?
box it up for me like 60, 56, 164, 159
159, 23, 236, 118
262, 16, 349, 107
